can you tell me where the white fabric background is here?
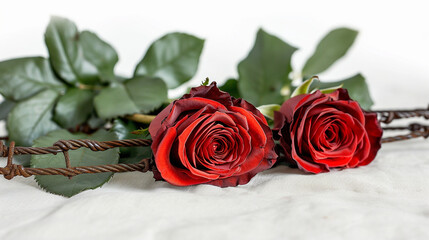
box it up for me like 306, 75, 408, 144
1, 0, 429, 239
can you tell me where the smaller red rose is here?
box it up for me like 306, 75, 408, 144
273, 88, 383, 173
149, 82, 277, 187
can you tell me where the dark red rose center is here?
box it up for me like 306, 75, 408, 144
178, 113, 252, 177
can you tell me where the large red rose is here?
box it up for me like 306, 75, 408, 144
149, 82, 277, 187
273, 88, 382, 173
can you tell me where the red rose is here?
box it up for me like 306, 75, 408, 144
149, 82, 277, 187
273, 88, 382, 173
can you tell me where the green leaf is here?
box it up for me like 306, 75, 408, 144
94, 76, 168, 119
115, 75, 128, 83
118, 143, 151, 164
112, 119, 140, 140
201, 77, 210, 86
312, 74, 374, 110
317, 84, 343, 94
12, 156, 32, 167
238, 29, 297, 106
291, 76, 317, 97
53, 88, 94, 128
131, 128, 149, 136
112, 119, 152, 164
124, 76, 168, 113
0, 57, 65, 101
80, 31, 118, 82
45, 16, 99, 85
256, 104, 281, 120
0, 100, 16, 120
134, 32, 205, 89
87, 114, 106, 129
7, 90, 60, 146
31, 129, 119, 197
219, 78, 240, 99
302, 28, 358, 76
93, 85, 139, 119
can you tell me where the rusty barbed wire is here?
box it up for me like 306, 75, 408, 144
0, 109, 428, 180
1, 138, 152, 156
0, 138, 152, 180
0, 161, 150, 180
373, 106, 429, 124
373, 107, 429, 143
382, 123, 429, 132
381, 129, 429, 143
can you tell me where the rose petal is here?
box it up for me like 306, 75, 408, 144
228, 106, 267, 174
177, 115, 220, 180
232, 98, 268, 125
358, 112, 383, 166
182, 82, 233, 107
163, 97, 228, 129
154, 127, 210, 186
149, 103, 173, 138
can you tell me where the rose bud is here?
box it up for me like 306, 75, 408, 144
273, 88, 383, 173
149, 82, 277, 187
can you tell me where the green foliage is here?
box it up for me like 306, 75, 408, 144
303, 28, 358, 77
45, 16, 99, 85
124, 77, 168, 113
7, 90, 60, 146
291, 77, 317, 98
94, 77, 168, 119
80, 31, 119, 82
94, 85, 140, 119
134, 32, 204, 89
201, 77, 210, 86
31, 129, 119, 197
53, 88, 94, 128
233, 27, 372, 109
311, 74, 373, 110
317, 84, 344, 94
0, 57, 65, 101
0, 100, 15, 120
219, 79, 240, 99
291, 76, 344, 96
131, 128, 149, 136
256, 104, 281, 120
0, 16, 194, 148
111, 119, 152, 164
238, 29, 297, 106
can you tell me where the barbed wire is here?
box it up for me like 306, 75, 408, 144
1, 108, 429, 180
373, 106, 429, 124
0, 139, 152, 180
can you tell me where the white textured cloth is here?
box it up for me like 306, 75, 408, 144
1, 135, 429, 239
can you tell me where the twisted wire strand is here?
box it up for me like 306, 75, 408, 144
1, 138, 152, 156
371, 106, 429, 124
381, 128, 429, 143
0, 138, 152, 180
382, 123, 429, 132
0, 161, 150, 179
371, 107, 429, 143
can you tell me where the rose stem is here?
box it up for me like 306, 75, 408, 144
126, 114, 156, 124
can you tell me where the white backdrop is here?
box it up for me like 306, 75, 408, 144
1, 1, 429, 239
1, 0, 428, 107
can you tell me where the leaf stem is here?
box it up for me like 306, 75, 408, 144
126, 113, 156, 124
78, 84, 103, 91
